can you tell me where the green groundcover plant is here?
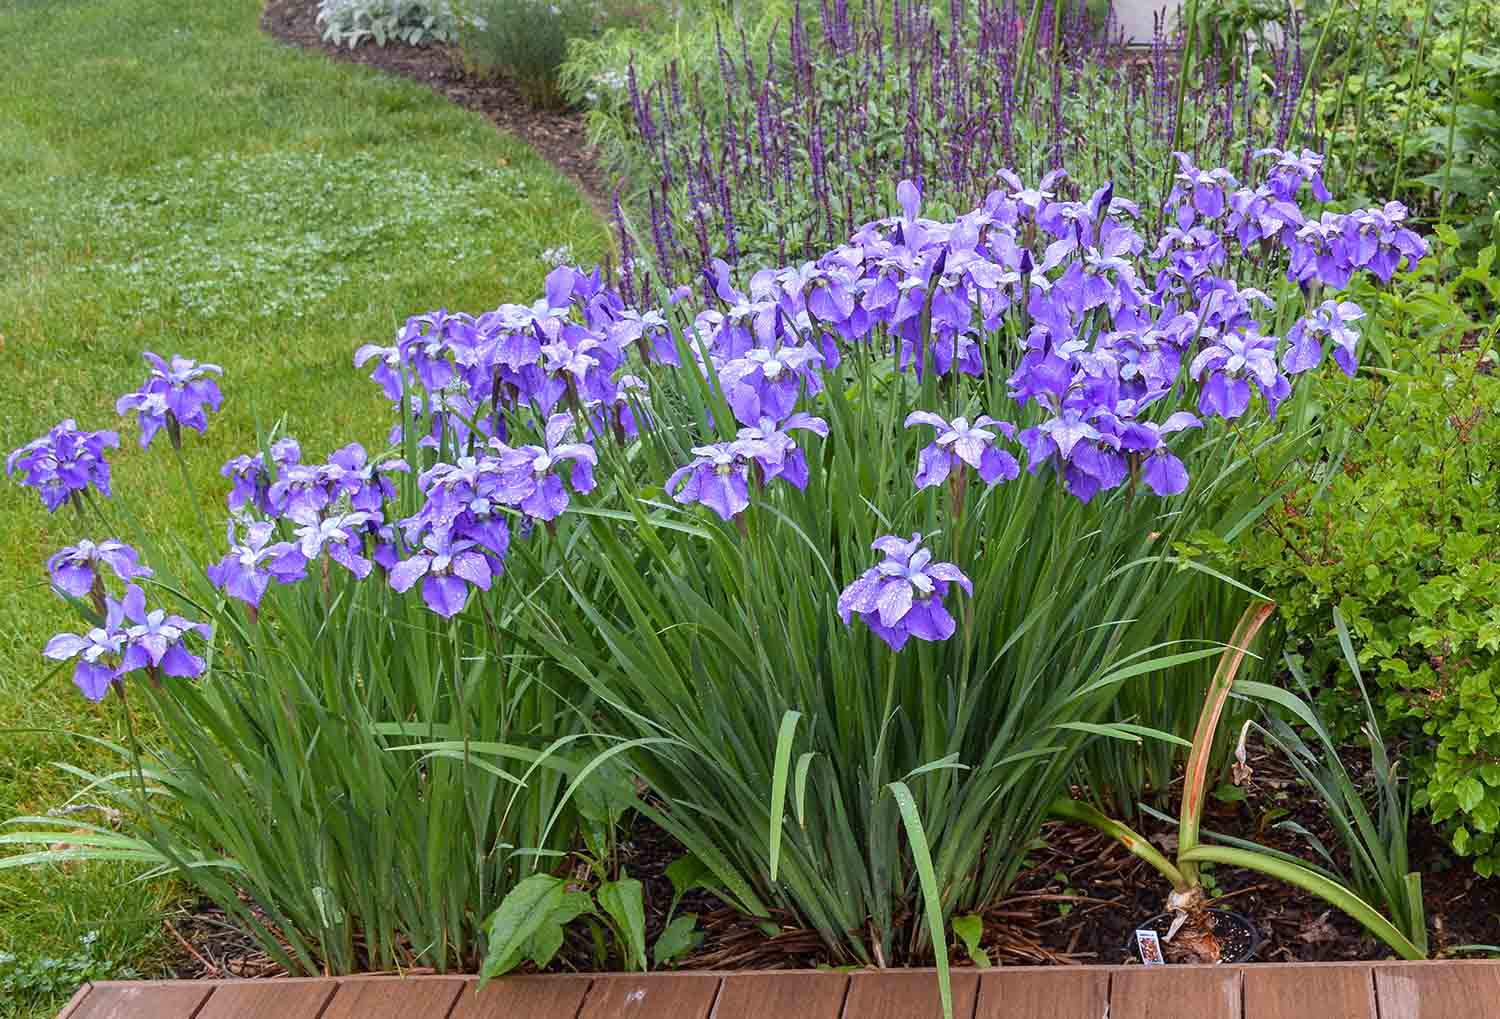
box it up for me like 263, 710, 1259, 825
4, 145, 1424, 1005
1203, 233, 1500, 875
0, 932, 138, 1018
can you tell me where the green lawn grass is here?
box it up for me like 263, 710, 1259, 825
0, 2, 604, 1014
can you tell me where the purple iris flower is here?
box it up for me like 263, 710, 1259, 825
45, 584, 211, 700
322, 443, 409, 514
354, 341, 407, 401
117, 584, 212, 677
1344, 203, 1428, 282
904, 412, 1020, 489
270, 437, 302, 467
667, 442, 751, 521
388, 533, 494, 617
222, 453, 269, 514
206, 520, 308, 607
44, 599, 129, 702
292, 511, 375, 579
6, 420, 119, 513
607, 308, 679, 366
1255, 147, 1332, 202
115, 352, 223, 449
46, 539, 151, 599
733, 413, 828, 488
395, 309, 463, 393
1284, 300, 1365, 377
718, 343, 824, 425
1018, 408, 1102, 467
490, 414, 597, 522
1169, 152, 1238, 224
1117, 412, 1203, 496
1189, 330, 1288, 419
1017, 406, 1136, 504
403, 456, 512, 575
267, 461, 332, 522
412, 455, 503, 533
836, 533, 972, 651
372, 522, 407, 573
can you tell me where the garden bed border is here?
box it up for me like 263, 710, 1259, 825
55, 958, 1500, 1018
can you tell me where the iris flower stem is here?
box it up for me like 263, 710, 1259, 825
1013, 0, 1047, 100
1325, 0, 1371, 178
115, 681, 153, 828
1392, 0, 1437, 199
1170, 0, 1202, 158
1439, 0, 1474, 224
878, 656, 899, 774
169, 440, 211, 543
82, 488, 116, 537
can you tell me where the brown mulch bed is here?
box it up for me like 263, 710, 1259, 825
992, 746, 1500, 967
259, 0, 614, 221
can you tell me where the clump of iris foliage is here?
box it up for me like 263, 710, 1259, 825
577, 0, 1317, 289
4, 147, 1424, 990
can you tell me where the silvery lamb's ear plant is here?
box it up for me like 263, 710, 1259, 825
316, 0, 473, 48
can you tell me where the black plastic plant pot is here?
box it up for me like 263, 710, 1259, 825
1124, 908, 1262, 964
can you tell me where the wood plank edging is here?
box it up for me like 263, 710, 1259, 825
75, 958, 1500, 989
54, 982, 94, 1019
60, 959, 1500, 1019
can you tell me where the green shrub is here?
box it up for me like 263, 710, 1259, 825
463, 0, 607, 108
1205, 232, 1500, 873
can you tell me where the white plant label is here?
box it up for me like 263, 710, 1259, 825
1136, 929, 1166, 966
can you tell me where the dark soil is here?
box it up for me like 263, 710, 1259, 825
987, 747, 1500, 967
1129, 910, 1260, 965
563, 746, 1500, 972
258, 0, 614, 221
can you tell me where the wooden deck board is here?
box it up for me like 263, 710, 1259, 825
576, 973, 722, 1018
320, 977, 466, 1019
194, 978, 338, 1019
1243, 966, 1375, 1019
713, 972, 849, 1018
449, 975, 594, 1018
842, 970, 981, 1019
1375, 961, 1500, 1019
1109, 966, 1242, 1019
973, 968, 1109, 1018
65, 984, 212, 1019
54, 983, 94, 1019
